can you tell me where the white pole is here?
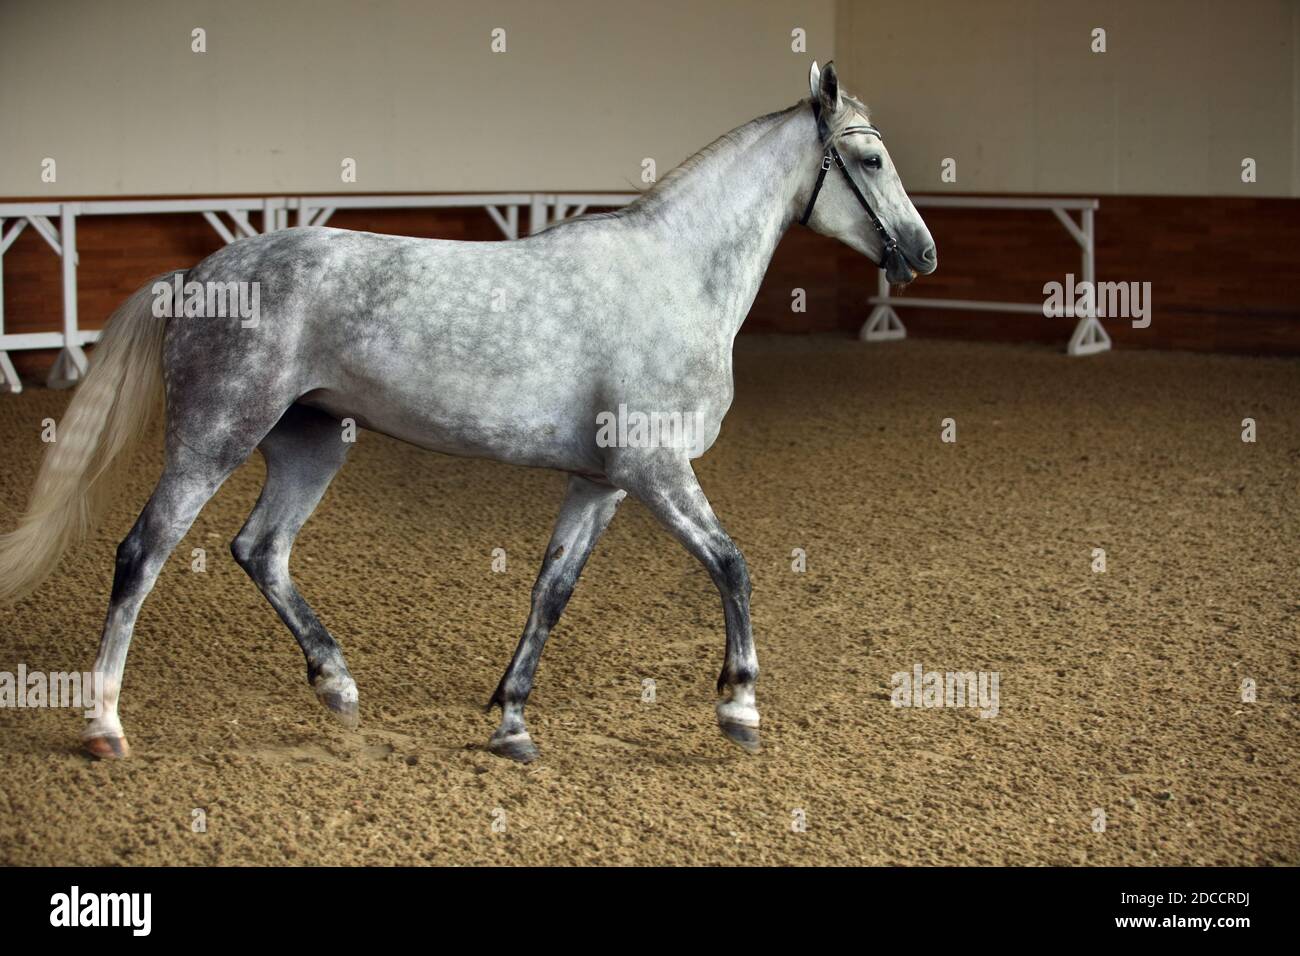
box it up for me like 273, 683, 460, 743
1082, 207, 1095, 286
48, 203, 89, 387
0, 215, 12, 393
529, 194, 548, 234
60, 203, 78, 349
1065, 205, 1110, 356
0, 217, 6, 338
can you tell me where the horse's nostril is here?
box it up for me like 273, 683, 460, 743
921, 246, 936, 264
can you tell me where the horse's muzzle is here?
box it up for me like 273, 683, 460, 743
883, 248, 916, 285
883, 241, 937, 285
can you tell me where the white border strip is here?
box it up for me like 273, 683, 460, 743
0, 191, 1104, 394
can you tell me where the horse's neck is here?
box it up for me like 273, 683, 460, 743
635, 104, 816, 338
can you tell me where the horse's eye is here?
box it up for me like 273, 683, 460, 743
864, 155, 883, 170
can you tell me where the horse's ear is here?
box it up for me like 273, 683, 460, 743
808, 61, 821, 99
816, 60, 843, 114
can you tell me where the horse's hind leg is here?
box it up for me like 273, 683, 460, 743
83, 444, 250, 758
230, 405, 357, 726
486, 475, 625, 762
607, 449, 760, 753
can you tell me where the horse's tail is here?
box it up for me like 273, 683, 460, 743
0, 272, 175, 603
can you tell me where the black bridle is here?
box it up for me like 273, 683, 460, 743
799, 101, 901, 270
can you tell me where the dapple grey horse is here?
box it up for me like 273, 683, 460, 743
0, 62, 935, 762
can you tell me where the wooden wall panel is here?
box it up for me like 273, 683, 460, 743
4, 195, 1299, 380
765, 195, 1300, 354
892, 197, 1300, 354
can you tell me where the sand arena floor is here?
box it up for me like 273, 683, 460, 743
0, 336, 1296, 865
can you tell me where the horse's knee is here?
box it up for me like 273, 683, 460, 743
229, 533, 254, 572
230, 532, 277, 581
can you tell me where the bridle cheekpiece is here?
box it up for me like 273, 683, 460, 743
799, 100, 901, 271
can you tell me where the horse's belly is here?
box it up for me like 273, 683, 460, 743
299, 377, 605, 475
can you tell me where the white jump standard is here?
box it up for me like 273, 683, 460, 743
863, 196, 1107, 357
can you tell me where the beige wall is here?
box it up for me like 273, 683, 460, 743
0, 0, 834, 197
837, 0, 1298, 197
5, 0, 1295, 199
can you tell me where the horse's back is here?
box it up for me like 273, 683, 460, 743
167, 225, 643, 471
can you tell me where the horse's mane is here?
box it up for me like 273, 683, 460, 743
533, 96, 867, 234
637, 103, 803, 198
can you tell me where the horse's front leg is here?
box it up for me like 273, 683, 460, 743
607, 448, 760, 753
486, 475, 624, 762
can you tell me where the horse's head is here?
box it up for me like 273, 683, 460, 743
800, 61, 936, 286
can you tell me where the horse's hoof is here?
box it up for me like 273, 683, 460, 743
719, 719, 761, 754
715, 696, 760, 753
83, 734, 131, 760
488, 730, 539, 764
317, 689, 360, 729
